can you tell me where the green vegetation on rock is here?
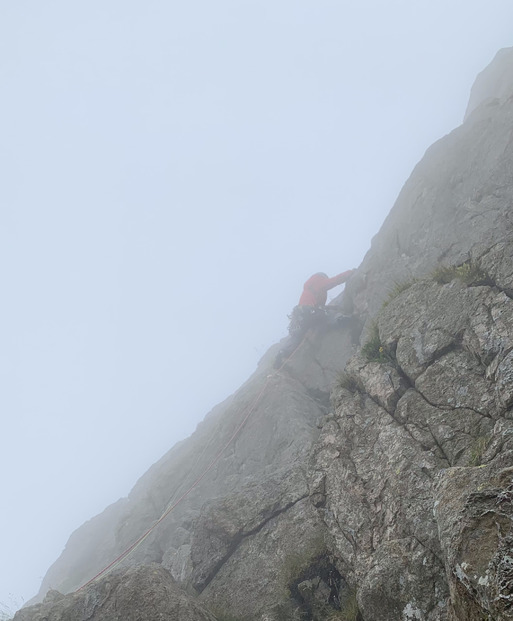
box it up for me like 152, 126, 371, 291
431, 260, 490, 287
336, 372, 361, 394
361, 322, 394, 364
469, 435, 490, 466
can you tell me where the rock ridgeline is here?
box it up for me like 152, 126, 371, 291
17, 47, 513, 621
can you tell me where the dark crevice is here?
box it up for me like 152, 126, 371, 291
352, 362, 460, 464
473, 246, 513, 299
411, 535, 446, 570
498, 285, 513, 301
392, 361, 415, 390
420, 466, 436, 480
323, 506, 358, 555
363, 389, 395, 417
425, 332, 465, 366
402, 420, 443, 459
414, 384, 494, 420
289, 556, 363, 621
425, 429, 453, 466
476, 273, 513, 300
402, 412, 454, 464
351, 374, 448, 461
195, 494, 309, 592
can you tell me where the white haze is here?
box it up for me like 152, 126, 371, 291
1, 0, 512, 611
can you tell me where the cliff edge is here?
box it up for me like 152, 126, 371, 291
17, 47, 513, 621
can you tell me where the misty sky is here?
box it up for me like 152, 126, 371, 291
1, 0, 512, 611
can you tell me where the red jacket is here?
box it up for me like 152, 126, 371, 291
298, 271, 353, 307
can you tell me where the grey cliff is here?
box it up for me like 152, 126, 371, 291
16, 46, 513, 620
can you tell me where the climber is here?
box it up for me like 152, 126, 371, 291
273, 270, 355, 369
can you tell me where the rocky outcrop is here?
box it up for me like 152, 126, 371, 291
28, 320, 357, 619
18, 47, 513, 621
312, 268, 513, 620
465, 46, 513, 120
435, 466, 513, 620
343, 48, 513, 321
15, 565, 216, 621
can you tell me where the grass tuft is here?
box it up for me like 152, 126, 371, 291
361, 323, 393, 364
336, 372, 361, 394
432, 260, 491, 287
469, 435, 490, 466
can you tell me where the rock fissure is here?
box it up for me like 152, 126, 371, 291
426, 427, 454, 465
194, 493, 310, 593
413, 381, 494, 419
411, 534, 445, 568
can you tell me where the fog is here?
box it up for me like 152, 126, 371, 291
1, 0, 512, 612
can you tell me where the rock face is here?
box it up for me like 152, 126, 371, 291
313, 274, 513, 620
15, 565, 216, 621
465, 46, 513, 120
17, 47, 513, 621
28, 323, 358, 620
